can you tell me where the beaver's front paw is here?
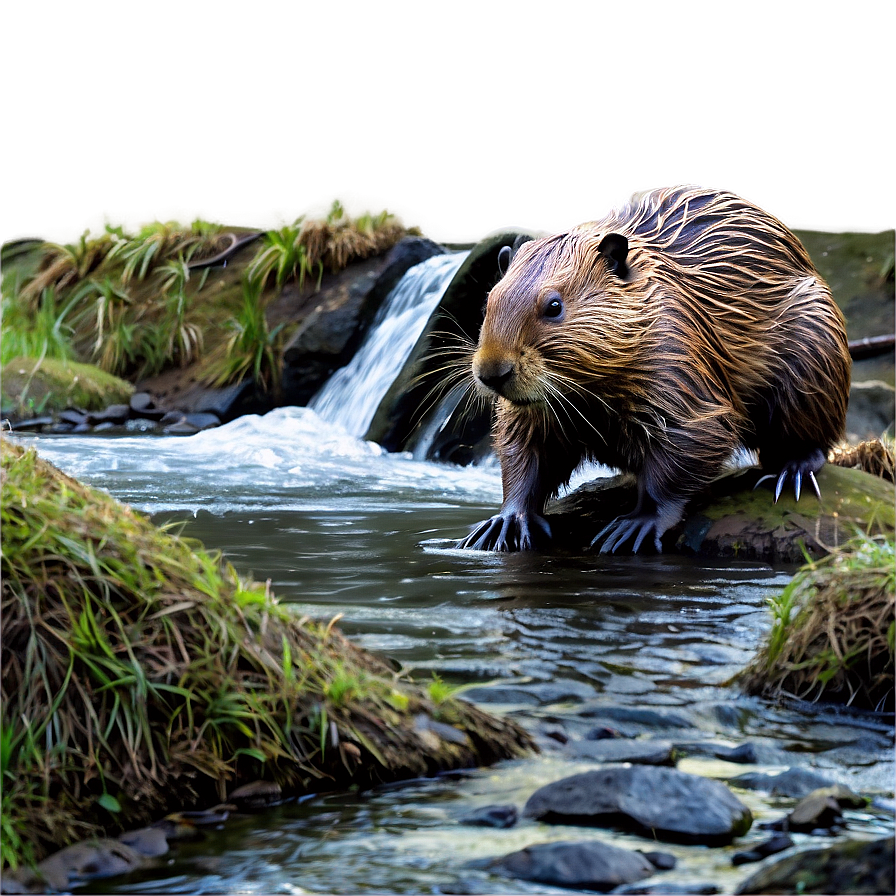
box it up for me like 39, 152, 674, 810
592, 515, 664, 554
456, 511, 552, 551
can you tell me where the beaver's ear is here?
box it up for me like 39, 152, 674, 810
598, 233, 629, 280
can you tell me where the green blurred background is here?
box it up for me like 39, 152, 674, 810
2, 0, 894, 239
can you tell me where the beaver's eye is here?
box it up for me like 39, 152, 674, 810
542, 292, 564, 320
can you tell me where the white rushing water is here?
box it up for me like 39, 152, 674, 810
19, 407, 502, 516
310, 251, 468, 437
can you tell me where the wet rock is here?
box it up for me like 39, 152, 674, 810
577, 704, 695, 732
34, 838, 145, 889
727, 767, 836, 798
47, 421, 75, 433
732, 833, 794, 865
735, 835, 894, 894
58, 408, 88, 425
640, 850, 677, 870
674, 740, 790, 765
229, 779, 283, 810
187, 412, 220, 430
478, 838, 656, 891
461, 685, 542, 706
615, 883, 720, 895
569, 738, 675, 765
8, 415, 54, 431
524, 766, 753, 844
73, 422, 92, 433
118, 825, 170, 857
459, 804, 518, 828
763, 785, 865, 833
548, 465, 894, 562
87, 403, 130, 425
164, 419, 200, 435
160, 410, 186, 424
586, 725, 624, 740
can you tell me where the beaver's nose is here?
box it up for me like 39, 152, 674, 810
474, 358, 515, 394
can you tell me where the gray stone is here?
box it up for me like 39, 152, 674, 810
524, 765, 752, 844
569, 738, 675, 765
118, 826, 169, 857
35, 838, 145, 889
183, 412, 220, 431
481, 839, 655, 891
736, 835, 894, 894
727, 767, 836, 798
229, 779, 283, 810
87, 403, 130, 425
459, 804, 518, 828
732, 833, 794, 865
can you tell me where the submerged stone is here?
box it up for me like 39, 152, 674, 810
524, 765, 753, 844
479, 838, 656, 891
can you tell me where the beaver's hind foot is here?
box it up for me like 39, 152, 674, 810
591, 497, 687, 554
457, 510, 552, 552
754, 449, 826, 503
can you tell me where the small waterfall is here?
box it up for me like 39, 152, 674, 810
310, 251, 468, 437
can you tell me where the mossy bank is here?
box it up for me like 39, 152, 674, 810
0, 439, 533, 873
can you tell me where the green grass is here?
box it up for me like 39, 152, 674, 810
2, 206, 414, 390
0, 440, 531, 869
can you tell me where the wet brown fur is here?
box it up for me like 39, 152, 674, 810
468, 186, 852, 549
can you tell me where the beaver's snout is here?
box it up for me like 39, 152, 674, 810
473, 356, 515, 395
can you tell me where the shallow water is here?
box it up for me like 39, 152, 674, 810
18, 408, 895, 893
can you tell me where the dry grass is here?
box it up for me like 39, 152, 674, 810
740, 533, 894, 711
0, 439, 531, 869
829, 438, 895, 482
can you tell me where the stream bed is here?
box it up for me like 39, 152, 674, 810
18, 407, 895, 894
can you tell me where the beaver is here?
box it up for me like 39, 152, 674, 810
457, 186, 852, 553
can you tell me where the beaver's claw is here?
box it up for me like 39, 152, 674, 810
754, 453, 824, 503
457, 511, 551, 552
592, 516, 662, 554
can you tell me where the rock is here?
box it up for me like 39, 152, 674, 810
118, 825, 170, 857
524, 766, 753, 845
35, 838, 146, 889
641, 850, 677, 870
732, 833, 794, 865
366, 230, 539, 460
727, 767, 836, 798
183, 412, 220, 431
459, 804, 518, 828
784, 793, 844, 832
735, 835, 894, 895
229, 779, 283, 810
478, 838, 656, 891
87, 403, 130, 425
280, 237, 445, 406
569, 738, 675, 765
58, 408, 88, 425
615, 883, 720, 895
160, 410, 186, 425
163, 420, 200, 435
577, 705, 694, 731
548, 465, 894, 562
8, 415, 54, 431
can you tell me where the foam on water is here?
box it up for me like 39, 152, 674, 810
19, 407, 502, 515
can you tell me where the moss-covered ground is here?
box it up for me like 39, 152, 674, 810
0, 439, 532, 872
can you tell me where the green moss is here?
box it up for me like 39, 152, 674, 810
1, 356, 134, 418
739, 533, 895, 710
0, 440, 531, 870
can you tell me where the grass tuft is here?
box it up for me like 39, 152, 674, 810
0, 440, 532, 869
740, 532, 895, 711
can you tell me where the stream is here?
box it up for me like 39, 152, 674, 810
20, 409, 895, 894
